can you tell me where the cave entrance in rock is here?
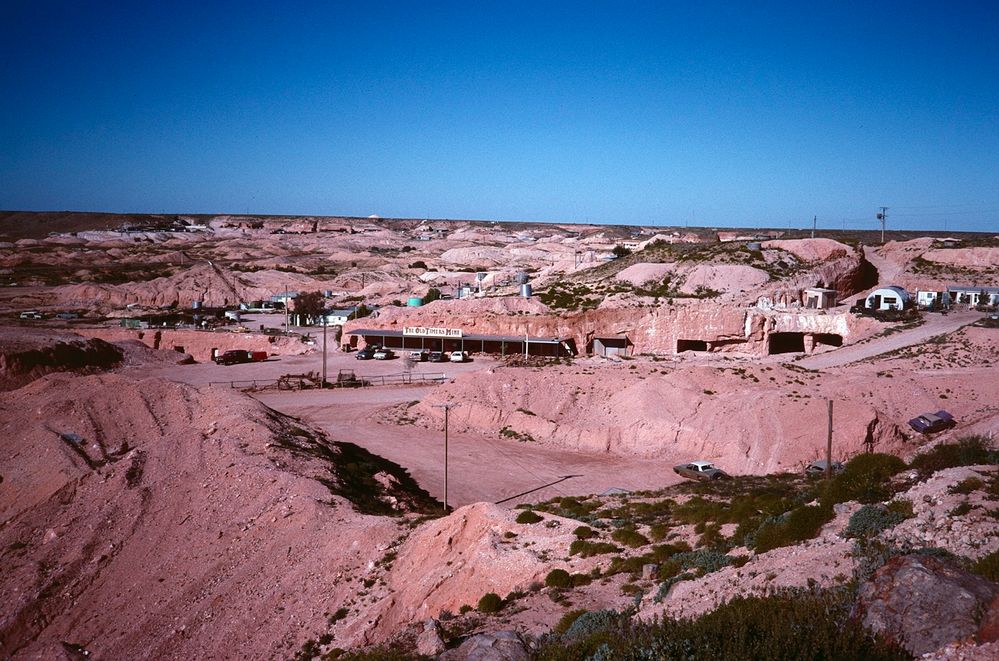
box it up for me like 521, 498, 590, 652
676, 339, 708, 353
768, 333, 805, 354
814, 333, 843, 348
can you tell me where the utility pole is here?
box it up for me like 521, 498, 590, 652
322, 318, 327, 386
812, 215, 817, 239
826, 399, 834, 480
433, 403, 458, 513
284, 294, 290, 335
877, 207, 888, 243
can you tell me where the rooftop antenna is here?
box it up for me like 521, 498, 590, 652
877, 207, 888, 243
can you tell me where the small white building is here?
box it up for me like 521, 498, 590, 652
803, 287, 837, 310
948, 285, 999, 307
915, 290, 952, 308
864, 286, 910, 311
321, 307, 359, 326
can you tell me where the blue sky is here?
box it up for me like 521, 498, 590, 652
2, 1, 998, 231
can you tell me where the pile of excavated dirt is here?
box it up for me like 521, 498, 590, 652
923, 246, 999, 269
761, 238, 852, 263
0, 373, 434, 659
415, 360, 999, 475
679, 263, 770, 295
0, 327, 124, 391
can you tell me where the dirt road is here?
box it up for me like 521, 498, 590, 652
795, 310, 978, 370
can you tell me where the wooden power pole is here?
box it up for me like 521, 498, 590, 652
826, 399, 834, 480
433, 403, 458, 513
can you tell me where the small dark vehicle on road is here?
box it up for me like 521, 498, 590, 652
355, 345, 380, 360
215, 350, 253, 366
908, 410, 956, 434
673, 461, 730, 481
428, 351, 447, 363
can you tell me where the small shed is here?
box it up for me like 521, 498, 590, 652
803, 287, 837, 310
590, 335, 633, 357
864, 286, 910, 311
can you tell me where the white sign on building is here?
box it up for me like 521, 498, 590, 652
403, 326, 463, 338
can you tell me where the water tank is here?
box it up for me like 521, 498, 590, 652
407, 297, 423, 307
520, 284, 533, 298
192, 300, 203, 309
746, 242, 762, 251
516, 272, 530, 285
457, 286, 473, 299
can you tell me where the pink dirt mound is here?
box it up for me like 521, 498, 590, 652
369, 503, 576, 635
762, 238, 853, 262
923, 246, 999, 269
0, 373, 432, 658
679, 264, 770, 294
0, 327, 123, 391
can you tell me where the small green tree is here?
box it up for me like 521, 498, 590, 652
612, 245, 632, 258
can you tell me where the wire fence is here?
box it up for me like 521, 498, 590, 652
209, 372, 447, 392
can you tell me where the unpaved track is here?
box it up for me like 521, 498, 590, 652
258, 387, 682, 508
795, 310, 978, 370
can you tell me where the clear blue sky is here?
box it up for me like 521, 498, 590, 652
2, 1, 998, 231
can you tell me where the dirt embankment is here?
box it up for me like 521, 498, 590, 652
0, 372, 444, 659
412, 360, 996, 474
0, 328, 124, 391
74, 327, 312, 362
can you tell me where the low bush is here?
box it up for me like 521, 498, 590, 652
477, 592, 503, 613
949, 477, 984, 495
970, 550, 999, 582
515, 510, 543, 524
752, 504, 834, 553
573, 525, 595, 539
909, 436, 997, 478
569, 539, 619, 558
536, 590, 908, 660
825, 453, 906, 505
886, 499, 915, 518
611, 528, 650, 548
553, 609, 587, 636
545, 569, 572, 588
844, 504, 907, 539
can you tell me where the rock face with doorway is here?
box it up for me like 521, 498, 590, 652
854, 554, 999, 656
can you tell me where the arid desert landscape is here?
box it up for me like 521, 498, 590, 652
2, 211, 999, 660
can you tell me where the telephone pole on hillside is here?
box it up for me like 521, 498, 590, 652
877, 207, 888, 243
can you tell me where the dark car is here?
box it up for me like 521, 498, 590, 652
214, 350, 253, 366
428, 351, 447, 363
805, 460, 845, 477
908, 410, 956, 434
355, 347, 378, 360
673, 461, 730, 481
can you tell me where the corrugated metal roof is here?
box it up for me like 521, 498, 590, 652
347, 328, 569, 344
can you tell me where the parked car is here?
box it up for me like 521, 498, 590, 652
908, 410, 956, 434
428, 351, 447, 363
805, 459, 845, 477
409, 350, 430, 362
214, 350, 253, 366
373, 348, 395, 360
673, 461, 730, 481
55, 312, 80, 320
449, 350, 468, 363
19, 311, 43, 320
355, 347, 378, 360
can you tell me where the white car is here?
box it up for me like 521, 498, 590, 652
373, 348, 394, 360
19, 311, 43, 320
449, 351, 468, 363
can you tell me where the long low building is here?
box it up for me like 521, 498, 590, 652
346, 327, 577, 357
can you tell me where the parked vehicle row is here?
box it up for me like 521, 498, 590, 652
356, 345, 471, 362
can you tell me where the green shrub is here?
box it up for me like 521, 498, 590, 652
553, 609, 587, 635
477, 592, 503, 613
648, 523, 670, 541
886, 499, 915, 518
909, 436, 997, 478
611, 528, 650, 548
569, 539, 619, 557
752, 504, 834, 553
536, 590, 908, 660
844, 504, 907, 539
545, 569, 572, 588
516, 510, 543, 524
573, 525, 595, 539
970, 550, 999, 582
949, 477, 984, 495
458, 604, 472, 614
570, 573, 592, 587
825, 453, 906, 505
